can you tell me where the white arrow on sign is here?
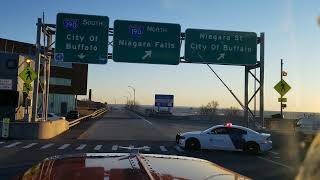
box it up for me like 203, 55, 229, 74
78, 53, 86, 59
217, 53, 225, 61
142, 50, 152, 60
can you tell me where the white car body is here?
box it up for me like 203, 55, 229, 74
38, 113, 66, 121
296, 115, 320, 135
177, 124, 272, 152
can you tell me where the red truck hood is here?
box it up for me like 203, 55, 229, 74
14, 153, 250, 180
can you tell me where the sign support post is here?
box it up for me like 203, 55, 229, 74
280, 59, 283, 118
245, 66, 249, 127
31, 18, 42, 122
260, 33, 265, 127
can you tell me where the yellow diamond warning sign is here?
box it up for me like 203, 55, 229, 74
274, 80, 291, 96
19, 67, 37, 84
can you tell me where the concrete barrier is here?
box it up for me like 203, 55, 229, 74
38, 119, 69, 139
0, 119, 69, 139
0, 108, 106, 139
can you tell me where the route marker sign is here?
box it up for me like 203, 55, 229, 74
113, 20, 181, 65
274, 80, 291, 96
184, 29, 257, 65
55, 13, 109, 64
19, 67, 37, 84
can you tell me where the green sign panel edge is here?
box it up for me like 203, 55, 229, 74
112, 19, 181, 65
55, 13, 109, 64
184, 28, 257, 66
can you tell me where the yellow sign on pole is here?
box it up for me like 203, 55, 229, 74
274, 80, 291, 96
2, 118, 10, 138
278, 98, 287, 102
19, 67, 37, 84
23, 83, 33, 92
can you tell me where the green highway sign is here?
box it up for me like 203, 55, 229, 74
184, 29, 257, 65
55, 13, 109, 64
113, 20, 181, 65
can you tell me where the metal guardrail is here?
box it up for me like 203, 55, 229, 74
68, 108, 107, 128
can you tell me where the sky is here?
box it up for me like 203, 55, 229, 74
0, 0, 319, 112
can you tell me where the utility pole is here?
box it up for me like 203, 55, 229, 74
280, 59, 283, 118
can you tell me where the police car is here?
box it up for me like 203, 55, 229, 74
176, 123, 272, 154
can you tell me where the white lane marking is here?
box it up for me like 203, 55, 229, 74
160, 146, 168, 152
94, 145, 103, 150
58, 144, 70, 150
40, 143, 54, 149
0, 142, 5, 144
257, 156, 293, 170
112, 145, 118, 151
270, 151, 280, 155
76, 144, 87, 150
133, 112, 153, 125
22, 143, 38, 149
4, 142, 22, 148
174, 145, 184, 152
129, 145, 134, 149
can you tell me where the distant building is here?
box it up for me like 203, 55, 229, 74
0, 38, 88, 118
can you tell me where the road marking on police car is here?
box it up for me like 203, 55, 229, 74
22, 143, 38, 149
94, 145, 103, 150
5, 142, 22, 148
40, 143, 54, 149
160, 146, 168, 152
174, 145, 184, 152
112, 145, 118, 151
76, 144, 87, 150
58, 144, 70, 150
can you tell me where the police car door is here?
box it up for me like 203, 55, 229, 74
210, 127, 231, 150
227, 128, 247, 150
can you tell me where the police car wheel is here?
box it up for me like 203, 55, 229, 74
186, 138, 200, 151
245, 142, 260, 154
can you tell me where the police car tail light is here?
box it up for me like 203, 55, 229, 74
225, 123, 233, 128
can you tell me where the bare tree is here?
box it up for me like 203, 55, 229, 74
199, 100, 219, 119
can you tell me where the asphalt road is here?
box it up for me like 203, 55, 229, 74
0, 109, 302, 180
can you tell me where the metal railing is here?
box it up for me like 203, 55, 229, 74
68, 108, 107, 128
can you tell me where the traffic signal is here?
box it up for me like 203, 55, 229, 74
282, 71, 287, 76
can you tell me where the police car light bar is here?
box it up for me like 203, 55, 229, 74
225, 123, 233, 127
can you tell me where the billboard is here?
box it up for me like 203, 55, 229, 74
155, 94, 174, 107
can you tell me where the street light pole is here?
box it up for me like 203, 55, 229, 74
123, 96, 129, 104
128, 86, 135, 106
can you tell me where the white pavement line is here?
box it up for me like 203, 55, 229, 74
257, 156, 293, 170
0, 142, 4, 144
134, 113, 153, 126
174, 145, 184, 152
270, 151, 280, 155
58, 144, 70, 150
112, 145, 118, 151
160, 146, 168, 152
4, 142, 22, 148
22, 143, 38, 149
129, 145, 134, 149
40, 143, 54, 149
76, 144, 87, 150
94, 145, 103, 150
